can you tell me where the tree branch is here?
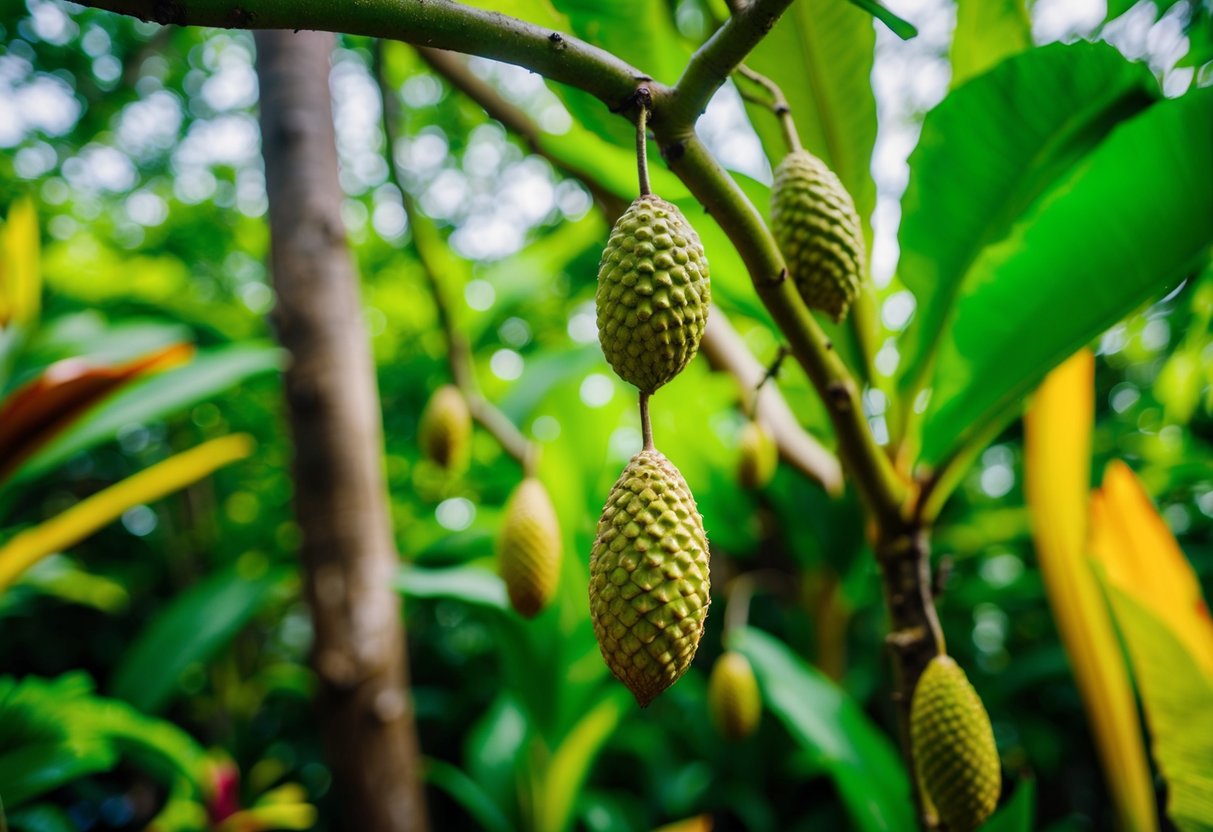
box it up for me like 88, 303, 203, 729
657, 0, 795, 130
701, 313, 842, 494
376, 43, 536, 476
654, 132, 907, 523
75, 0, 646, 109
412, 46, 840, 493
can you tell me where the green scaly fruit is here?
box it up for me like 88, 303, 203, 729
737, 419, 778, 489
596, 195, 710, 394
498, 478, 562, 619
418, 384, 471, 472
770, 149, 866, 322
910, 655, 1002, 832
708, 651, 761, 741
589, 448, 710, 706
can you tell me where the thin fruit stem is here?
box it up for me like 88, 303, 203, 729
736, 64, 801, 153
636, 101, 652, 197
639, 392, 654, 450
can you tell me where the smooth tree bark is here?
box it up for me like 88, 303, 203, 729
255, 30, 429, 832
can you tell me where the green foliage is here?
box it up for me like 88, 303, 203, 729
734, 626, 913, 830
0, 673, 206, 809
110, 563, 289, 713
918, 85, 1213, 468
2, 2, 1211, 830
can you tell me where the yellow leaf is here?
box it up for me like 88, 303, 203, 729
1090, 460, 1213, 680
0, 434, 255, 594
0, 196, 42, 328
1024, 349, 1157, 832
1096, 583, 1213, 832
0, 342, 194, 484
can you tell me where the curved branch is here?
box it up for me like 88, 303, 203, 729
74, 0, 646, 109
653, 133, 907, 523
658, 0, 795, 130
415, 46, 841, 494
377, 43, 536, 476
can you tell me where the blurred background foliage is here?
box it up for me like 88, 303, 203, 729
0, 0, 1210, 829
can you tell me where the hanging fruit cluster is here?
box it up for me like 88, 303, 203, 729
588, 99, 713, 707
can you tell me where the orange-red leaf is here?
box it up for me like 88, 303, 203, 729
0, 342, 193, 483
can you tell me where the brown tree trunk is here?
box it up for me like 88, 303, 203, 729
254, 30, 429, 832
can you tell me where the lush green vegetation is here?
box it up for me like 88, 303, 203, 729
1, 0, 1211, 830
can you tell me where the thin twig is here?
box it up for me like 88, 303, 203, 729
735, 64, 801, 153
375, 41, 537, 476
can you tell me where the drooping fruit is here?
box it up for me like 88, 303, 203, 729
708, 650, 761, 740
589, 448, 710, 706
770, 149, 866, 322
596, 195, 710, 394
910, 655, 1001, 832
498, 477, 561, 618
418, 384, 471, 472
737, 419, 778, 489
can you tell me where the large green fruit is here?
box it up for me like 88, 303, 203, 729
589, 448, 710, 706
418, 384, 471, 472
498, 478, 561, 619
708, 650, 761, 740
596, 195, 710, 394
770, 149, 866, 322
910, 655, 1002, 832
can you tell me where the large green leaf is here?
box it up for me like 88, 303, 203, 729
919, 86, 1213, 466
896, 42, 1158, 411
109, 565, 287, 712
950, 0, 1031, 88
733, 627, 913, 831
12, 343, 283, 484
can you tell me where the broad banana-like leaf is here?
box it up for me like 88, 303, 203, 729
1090, 461, 1213, 832
1023, 350, 1157, 832
0, 434, 254, 595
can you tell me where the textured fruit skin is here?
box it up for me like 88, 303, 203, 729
498, 478, 562, 618
708, 651, 761, 740
770, 149, 866, 322
596, 195, 710, 394
418, 384, 471, 471
910, 655, 1001, 832
737, 420, 778, 489
589, 449, 710, 706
